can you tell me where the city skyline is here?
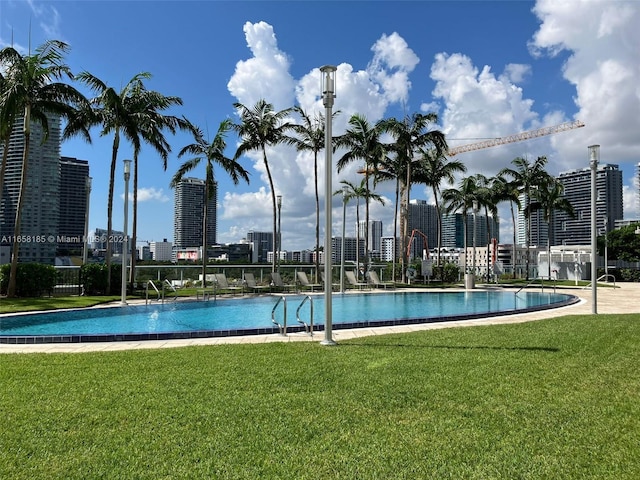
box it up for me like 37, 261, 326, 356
2, 1, 640, 252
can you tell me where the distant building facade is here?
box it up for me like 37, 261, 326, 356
57, 156, 90, 255
174, 178, 217, 249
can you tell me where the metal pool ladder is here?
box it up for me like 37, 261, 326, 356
145, 280, 179, 304
271, 296, 287, 335
296, 295, 314, 336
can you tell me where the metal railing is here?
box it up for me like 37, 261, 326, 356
271, 296, 287, 336
296, 295, 314, 336
515, 276, 557, 296
583, 274, 616, 289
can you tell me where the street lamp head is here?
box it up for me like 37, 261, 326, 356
588, 144, 600, 169
342, 185, 348, 200
320, 65, 337, 108
123, 159, 132, 180
277, 194, 282, 208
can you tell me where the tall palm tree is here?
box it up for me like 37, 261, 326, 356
492, 174, 521, 279
526, 175, 574, 278
472, 173, 498, 282
287, 106, 334, 283
232, 100, 293, 273
335, 114, 387, 273
412, 147, 466, 273
379, 113, 447, 282
499, 155, 548, 280
0, 71, 16, 218
337, 178, 385, 280
68, 71, 153, 293
0, 40, 87, 297
171, 119, 250, 288
443, 176, 479, 275
126, 83, 190, 286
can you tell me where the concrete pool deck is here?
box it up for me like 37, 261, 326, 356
2, 282, 639, 354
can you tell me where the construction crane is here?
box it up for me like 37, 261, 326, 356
407, 229, 429, 260
447, 120, 585, 156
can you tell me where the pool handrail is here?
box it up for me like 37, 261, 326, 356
146, 280, 161, 304
296, 295, 314, 336
162, 279, 178, 302
515, 276, 557, 296
271, 296, 287, 336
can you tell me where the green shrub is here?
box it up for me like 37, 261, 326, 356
80, 263, 123, 295
441, 262, 460, 283
0, 263, 56, 297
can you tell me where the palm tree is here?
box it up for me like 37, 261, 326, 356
335, 114, 387, 273
0, 40, 87, 297
125, 83, 190, 287
412, 147, 466, 273
499, 156, 549, 280
379, 113, 447, 282
526, 175, 574, 278
337, 178, 385, 280
69, 71, 153, 293
472, 174, 498, 282
232, 100, 293, 273
492, 174, 521, 279
171, 119, 250, 288
0, 70, 16, 218
287, 106, 335, 283
443, 176, 479, 276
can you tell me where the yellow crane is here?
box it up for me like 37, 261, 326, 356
447, 120, 585, 156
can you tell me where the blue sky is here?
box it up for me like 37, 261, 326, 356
2, 0, 639, 251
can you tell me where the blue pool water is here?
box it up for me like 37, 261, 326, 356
0, 290, 577, 343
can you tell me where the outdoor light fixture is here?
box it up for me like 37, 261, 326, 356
121, 160, 131, 306
277, 194, 282, 274
589, 144, 599, 314
321, 65, 337, 346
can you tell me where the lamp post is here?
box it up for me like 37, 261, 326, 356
603, 217, 608, 280
589, 144, 599, 314
321, 65, 337, 346
277, 194, 282, 274
340, 185, 347, 293
82, 176, 92, 265
121, 159, 131, 306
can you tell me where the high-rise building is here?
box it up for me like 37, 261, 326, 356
516, 193, 547, 247
407, 199, 438, 257
441, 212, 498, 249
173, 178, 217, 249
332, 237, 364, 263
149, 239, 173, 262
357, 220, 383, 254
57, 156, 90, 255
0, 114, 61, 264
555, 164, 623, 245
246, 231, 273, 263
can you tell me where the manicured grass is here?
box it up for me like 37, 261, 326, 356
0, 296, 120, 314
1, 314, 639, 479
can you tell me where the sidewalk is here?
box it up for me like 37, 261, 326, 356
2, 282, 639, 354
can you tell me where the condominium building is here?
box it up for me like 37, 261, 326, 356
149, 239, 173, 262
0, 114, 61, 264
516, 193, 547, 247
407, 199, 438, 257
332, 237, 364, 263
57, 156, 90, 255
441, 212, 498, 249
173, 178, 217, 249
357, 220, 383, 255
246, 231, 273, 263
555, 164, 623, 245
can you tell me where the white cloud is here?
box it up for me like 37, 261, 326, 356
503, 63, 531, 84
122, 187, 169, 203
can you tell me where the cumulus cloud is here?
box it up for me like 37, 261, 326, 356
122, 187, 170, 203
529, 0, 640, 176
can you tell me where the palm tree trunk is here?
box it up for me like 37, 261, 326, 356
202, 180, 209, 288
364, 172, 370, 280
392, 180, 399, 282
434, 187, 442, 273
7, 109, 31, 298
510, 201, 517, 279
262, 148, 277, 274
355, 199, 360, 280
106, 131, 120, 294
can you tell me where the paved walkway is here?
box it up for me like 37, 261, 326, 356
2, 282, 639, 354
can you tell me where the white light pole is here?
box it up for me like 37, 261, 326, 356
277, 194, 282, 274
121, 159, 131, 306
82, 176, 92, 265
341, 185, 347, 293
589, 145, 599, 314
321, 65, 337, 346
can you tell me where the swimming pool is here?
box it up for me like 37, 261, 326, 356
0, 290, 578, 344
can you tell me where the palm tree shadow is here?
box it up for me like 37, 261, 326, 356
340, 342, 559, 353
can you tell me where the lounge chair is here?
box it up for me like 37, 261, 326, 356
296, 271, 322, 292
345, 270, 369, 290
243, 272, 271, 294
367, 270, 396, 289
214, 273, 244, 295
271, 272, 296, 292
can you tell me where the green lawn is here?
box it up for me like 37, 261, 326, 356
0, 296, 120, 313
1, 314, 639, 479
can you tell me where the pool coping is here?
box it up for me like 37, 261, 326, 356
0, 289, 579, 345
